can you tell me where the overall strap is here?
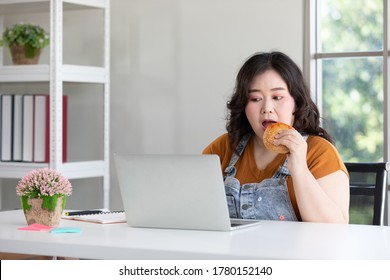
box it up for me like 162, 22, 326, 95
273, 159, 290, 178
224, 132, 252, 177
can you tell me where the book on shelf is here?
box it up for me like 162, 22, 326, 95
33, 94, 47, 162
22, 94, 34, 162
61, 209, 126, 224
12, 95, 23, 161
1, 94, 13, 161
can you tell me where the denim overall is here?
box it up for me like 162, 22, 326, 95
224, 133, 298, 221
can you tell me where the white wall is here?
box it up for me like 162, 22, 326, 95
109, 0, 304, 209
0, 0, 304, 210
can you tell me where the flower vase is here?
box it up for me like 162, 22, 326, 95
21, 195, 66, 226
9, 44, 41, 65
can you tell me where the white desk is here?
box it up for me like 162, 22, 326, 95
1, 210, 390, 259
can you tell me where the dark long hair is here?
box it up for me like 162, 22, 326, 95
226, 51, 332, 151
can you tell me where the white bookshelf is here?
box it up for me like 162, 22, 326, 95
0, 0, 110, 208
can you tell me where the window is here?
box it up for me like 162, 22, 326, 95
307, 0, 386, 163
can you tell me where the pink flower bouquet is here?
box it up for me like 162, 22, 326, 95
16, 168, 72, 213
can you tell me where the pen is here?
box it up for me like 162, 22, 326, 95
65, 210, 103, 216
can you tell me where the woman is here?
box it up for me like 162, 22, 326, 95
203, 51, 349, 223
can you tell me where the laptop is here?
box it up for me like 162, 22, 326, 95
114, 154, 261, 231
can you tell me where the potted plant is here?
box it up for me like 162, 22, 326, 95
0, 23, 49, 65
16, 168, 72, 226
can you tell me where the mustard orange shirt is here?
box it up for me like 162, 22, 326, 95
202, 133, 348, 220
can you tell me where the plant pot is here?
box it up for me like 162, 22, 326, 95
21, 195, 66, 226
9, 44, 41, 65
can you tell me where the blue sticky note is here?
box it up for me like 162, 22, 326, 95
50, 227, 82, 234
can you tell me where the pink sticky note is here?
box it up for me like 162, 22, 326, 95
18, 223, 53, 232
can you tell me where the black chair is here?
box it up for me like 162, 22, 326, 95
345, 162, 389, 226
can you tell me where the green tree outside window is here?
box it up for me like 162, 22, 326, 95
319, 0, 384, 162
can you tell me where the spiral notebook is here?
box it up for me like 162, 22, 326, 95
61, 209, 126, 224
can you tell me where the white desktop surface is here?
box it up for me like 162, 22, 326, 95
0, 210, 390, 259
